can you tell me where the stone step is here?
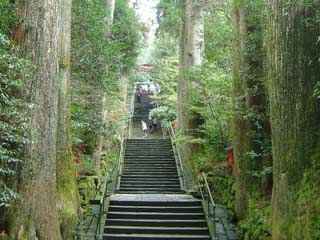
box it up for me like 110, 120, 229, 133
124, 157, 174, 160
107, 212, 205, 220
119, 186, 181, 190
125, 153, 174, 157
125, 149, 173, 152
104, 226, 209, 235
105, 219, 208, 227
122, 172, 178, 176
123, 163, 176, 166
103, 233, 211, 240
121, 183, 180, 187
120, 185, 181, 189
109, 200, 202, 207
120, 179, 180, 182
124, 157, 175, 160
108, 205, 203, 213
117, 190, 185, 194
120, 174, 179, 178
124, 159, 175, 162
123, 167, 178, 171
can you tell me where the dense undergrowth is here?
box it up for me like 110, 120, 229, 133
0, 1, 30, 210
71, 0, 139, 153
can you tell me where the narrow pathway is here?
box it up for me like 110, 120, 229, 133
103, 93, 210, 239
103, 92, 237, 240
119, 139, 182, 193
104, 195, 210, 239
131, 93, 162, 139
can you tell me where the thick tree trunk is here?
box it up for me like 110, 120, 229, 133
177, 0, 204, 132
268, 1, 320, 239
127, 0, 134, 9
10, 0, 72, 238
231, 0, 268, 220
107, 0, 116, 26
56, 0, 79, 238
177, 0, 204, 185
93, 95, 108, 172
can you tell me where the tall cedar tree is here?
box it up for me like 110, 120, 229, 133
231, 0, 270, 219
268, 1, 320, 239
10, 0, 77, 238
177, 0, 205, 182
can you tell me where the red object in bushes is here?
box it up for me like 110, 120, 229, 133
75, 155, 81, 164
227, 147, 236, 177
73, 145, 85, 164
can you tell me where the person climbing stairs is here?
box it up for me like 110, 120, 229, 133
131, 92, 162, 138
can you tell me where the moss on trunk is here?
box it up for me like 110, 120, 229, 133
268, 1, 320, 239
231, 0, 270, 220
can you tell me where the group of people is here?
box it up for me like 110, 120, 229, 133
135, 80, 161, 103
149, 80, 160, 94
141, 116, 157, 138
135, 80, 161, 138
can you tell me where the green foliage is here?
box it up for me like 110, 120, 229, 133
290, 147, 320, 240
143, 57, 179, 132
0, 0, 18, 35
0, 185, 20, 208
112, 0, 141, 72
153, 0, 234, 161
239, 200, 272, 240
0, 1, 30, 208
177, 3, 234, 161
71, 0, 140, 152
72, 0, 116, 91
204, 3, 232, 65
152, 32, 179, 61
191, 63, 233, 160
151, 0, 182, 62
149, 106, 176, 127
152, 57, 179, 108
313, 81, 320, 99
71, 102, 101, 151
77, 155, 96, 176
207, 170, 235, 210
156, 0, 182, 39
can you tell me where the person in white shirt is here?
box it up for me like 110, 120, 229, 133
149, 82, 155, 93
141, 120, 148, 138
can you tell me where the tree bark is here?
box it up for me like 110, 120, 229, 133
56, 0, 79, 238
178, 0, 204, 131
93, 95, 108, 172
268, 1, 320, 239
231, 0, 268, 219
107, 0, 116, 26
177, 0, 204, 183
10, 0, 71, 238
127, 0, 134, 9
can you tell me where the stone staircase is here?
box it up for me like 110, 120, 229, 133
102, 92, 211, 239
118, 139, 182, 193
104, 195, 211, 240
131, 92, 162, 138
